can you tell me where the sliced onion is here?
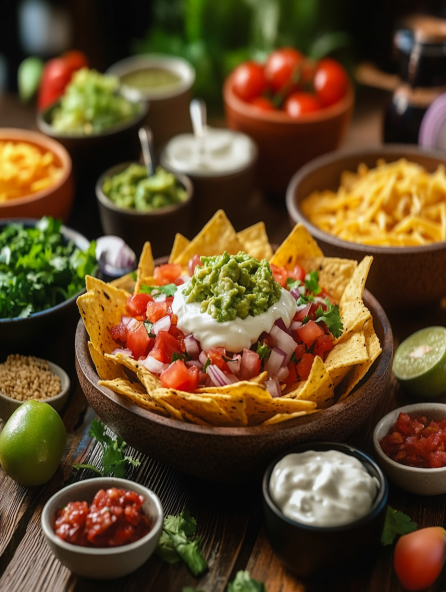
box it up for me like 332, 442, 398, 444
265, 377, 281, 398
154, 293, 167, 303
127, 318, 139, 331
298, 285, 306, 295
187, 360, 203, 369
314, 296, 326, 306
291, 321, 302, 331
121, 315, 132, 326
223, 372, 239, 384
290, 288, 301, 300
151, 289, 160, 297
111, 347, 133, 357
226, 354, 241, 376
184, 334, 200, 359
265, 347, 287, 377
207, 364, 234, 387
296, 302, 310, 312
96, 236, 136, 276
199, 350, 208, 365
239, 348, 260, 380
274, 318, 291, 335
276, 366, 290, 382
269, 325, 297, 363
142, 355, 168, 374
152, 315, 171, 335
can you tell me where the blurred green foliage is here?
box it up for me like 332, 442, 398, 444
136, 0, 351, 109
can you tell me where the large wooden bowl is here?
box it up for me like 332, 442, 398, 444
75, 287, 393, 482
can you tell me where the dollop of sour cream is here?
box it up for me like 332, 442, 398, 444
172, 281, 297, 352
270, 450, 379, 528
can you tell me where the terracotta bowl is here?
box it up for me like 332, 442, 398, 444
286, 145, 446, 314
0, 128, 73, 222
75, 286, 393, 483
223, 73, 354, 196
96, 162, 193, 259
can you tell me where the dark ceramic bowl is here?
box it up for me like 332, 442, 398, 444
0, 219, 92, 354
95, 162, 193, 259
75, 278, 393, 482
262, 442, 388, 578
286, 145, 446, 313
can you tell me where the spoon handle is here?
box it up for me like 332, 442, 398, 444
190, 98, 207, 140
138, 126, 155, 177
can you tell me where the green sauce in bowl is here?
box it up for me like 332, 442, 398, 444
121, 68, 182, 91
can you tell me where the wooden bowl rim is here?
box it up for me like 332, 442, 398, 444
76, 288, 393, 437
0, 128, 72, 207
286, 143, 446, 255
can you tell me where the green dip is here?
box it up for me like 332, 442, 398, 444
102, 164, 187, 212
184, 252, 282, 322
51, 68, 139, 135
121, 68, 181, 91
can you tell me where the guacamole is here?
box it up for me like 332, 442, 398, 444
184, 252, 282, 322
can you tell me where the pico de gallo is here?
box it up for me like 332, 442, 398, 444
109, 253, 343, 397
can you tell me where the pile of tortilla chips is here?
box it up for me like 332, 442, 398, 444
78, 210, 382, 427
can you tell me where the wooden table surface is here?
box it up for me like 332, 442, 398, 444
3, 88, 446, 592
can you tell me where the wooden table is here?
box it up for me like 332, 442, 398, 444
4, 88, 446, 592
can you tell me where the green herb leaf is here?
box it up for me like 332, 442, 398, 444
144, 320, 155, 338
227, 570, 266, 592
286, 277, 301, 291
257, 343, 271, 361
381, 507, 417, 546
171, 351, 191, 363
130, 271, 137, 281
202, 358, 211, 372
315, 300, 343, 338
304, 270, 321, 295
156, 531, 182, 564
71, 463, 102, 475
140, 283, 177, 296
164, 507, 197, 537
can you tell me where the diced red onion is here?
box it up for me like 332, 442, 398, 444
152, 315, 171, 335
291, 321, 302, 331
207, 364, 233, 387
269, 325, 297, 363
223, 372, 239, 384
265, 347, 287, 377
265, 377, 282, 398
111, 348, 133, 357
186, 360, 203, 369
239, 348, 260, 380
199, 351, 208, 365
142, 355, 168, 374
154, 293, 167, 303
296, 303, 310, 312
290, 288, 301, 300
227, 354, 241, 376
121, 315, 132, 326
96, 236, 136, 276
127, 318, 139, 331
184, 334, 200, 359
274, 318, 291, 335
276, 366, 290, 382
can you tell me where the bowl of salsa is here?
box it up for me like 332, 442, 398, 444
41, 477, 163, 580
373, 402, 446, 495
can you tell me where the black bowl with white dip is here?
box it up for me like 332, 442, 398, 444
262, 441, 388, 578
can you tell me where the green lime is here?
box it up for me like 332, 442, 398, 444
0, 400, 66, 486
393, 326, 446, 398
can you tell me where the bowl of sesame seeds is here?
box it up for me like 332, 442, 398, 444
0, 355, 70, 420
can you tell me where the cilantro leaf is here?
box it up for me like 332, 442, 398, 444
202, 358, 211, 372
315, 300, 343, 338
296, 293, 314, 307
144, 320, 155, 338
381, 507, 417, 546
164, 507, 197, 537
140, 283, 177, 296
304, 270, 321, 295
156, 531, 182, 564
130, 270, 137, 281
228, 571, 266, 592
171, 351, 191, 363
257, 343, 271, 361
286, 277, 301, 291
89, 418, 112, 446
71, 463, 102, 474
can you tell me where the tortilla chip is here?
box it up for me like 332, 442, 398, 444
261, 409, 318, 426
289, 356, 334, 409
152, 397, 185, 421
336, 300, 372, 343
138, 242, 155, 279
88, 342, 127, 380
171, 210, 243, 265
338, 319, 382, 401
110, 273, 136, 293
270, 224, 323, 268
98, 378, 168, 415
298, 256, 358, 302
325, 332, 369, 387
204, 391, 248, 426
169, 233, 190, 263
237, 222, 273, 260
339, 256, 373, 307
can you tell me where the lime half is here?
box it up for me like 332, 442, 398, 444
393, 326, 446, 398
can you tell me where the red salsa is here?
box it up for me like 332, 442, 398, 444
380, 413, 446, 468
54, 487, 151, 547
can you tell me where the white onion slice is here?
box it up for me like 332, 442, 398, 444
276, 366, 290, 382
143, 355, 168, 374
265, 377, 281, 398
223, 372, 239, 384
154, 293, 167, 303
111, 348, 133, 357
199, 350, 208, 366
226, 354, 241, 376
265, 347, 287, 377
291, 321, 302, 331
269, 325, 297, 363
187, 360, 203, 369
152, 315, 171, 335
121, 316, 132, 326
184, 334, 200, 359
296, 303, 310, 312
127, 318, 139, 331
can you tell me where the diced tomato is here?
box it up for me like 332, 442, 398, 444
169, 324, 185, 340
207, 347, 230, 372
154, 264, 182, 285
319, 288, 336, 306
285, 361, 297, 387
296, 353, 315, 379
160, 360, 198, 392
126, 293, 153, 317
188, 254, 202, 276
313, 334, 334, 359
150, 331, 183, 364
110, 322, 128, 345
294, 344, 307, 361
297, 320, 325, 348
239, 348, 261, 380
294, 303, 312, 322
198, 371, 208, 385
174, 278, 184, 286
146, 300, 172, 323
127, 323, 154, 359
271, 264, 306, 288
289, 264, 306, 283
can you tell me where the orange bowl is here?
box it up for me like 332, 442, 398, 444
0, 128, 74, 222
223, 73, 354, 195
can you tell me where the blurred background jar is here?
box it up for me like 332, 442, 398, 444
384, 14, 446, 144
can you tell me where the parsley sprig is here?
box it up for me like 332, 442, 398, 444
140, 283, 177, 296
315, 299, 343, 338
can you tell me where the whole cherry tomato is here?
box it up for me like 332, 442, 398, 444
250, 96, 276, 111
394, 527, 446, 591
285, 92, 320, 117
314, 58, 348, 107
264, 48, 303, 94
232, 61, 267, 102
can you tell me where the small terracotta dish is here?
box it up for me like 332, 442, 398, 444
41, 477, 163, 580
286, 144, 446, 313
373, 402, 446, 495
0, 359, 70, 421
0, 128, 73, 222
96, 162, 193, 258
262, 442, 388, 578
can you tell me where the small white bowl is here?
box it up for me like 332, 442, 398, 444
0, 359, 70, 420
373, 402, 446, 496
41, 477, 163, 580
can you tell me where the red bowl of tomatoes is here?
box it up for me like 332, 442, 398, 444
223, 48, 354, 196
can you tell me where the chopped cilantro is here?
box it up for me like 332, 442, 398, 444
139, 283, 177, 296
304, 270, 321, 295
381, 507, 417, 546
144, 320, 155, 338
228, 571, 266, 592
202, 358, 211, 372
315, 299, 343, 338
286, 277, 301, 291
130, 270, 137, 281
257, 343, 271, 360
171, 351, 191, 363
296, 293, 314, 307
289, 351, 297, 363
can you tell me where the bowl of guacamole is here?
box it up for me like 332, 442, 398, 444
96, 161, 193, 258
